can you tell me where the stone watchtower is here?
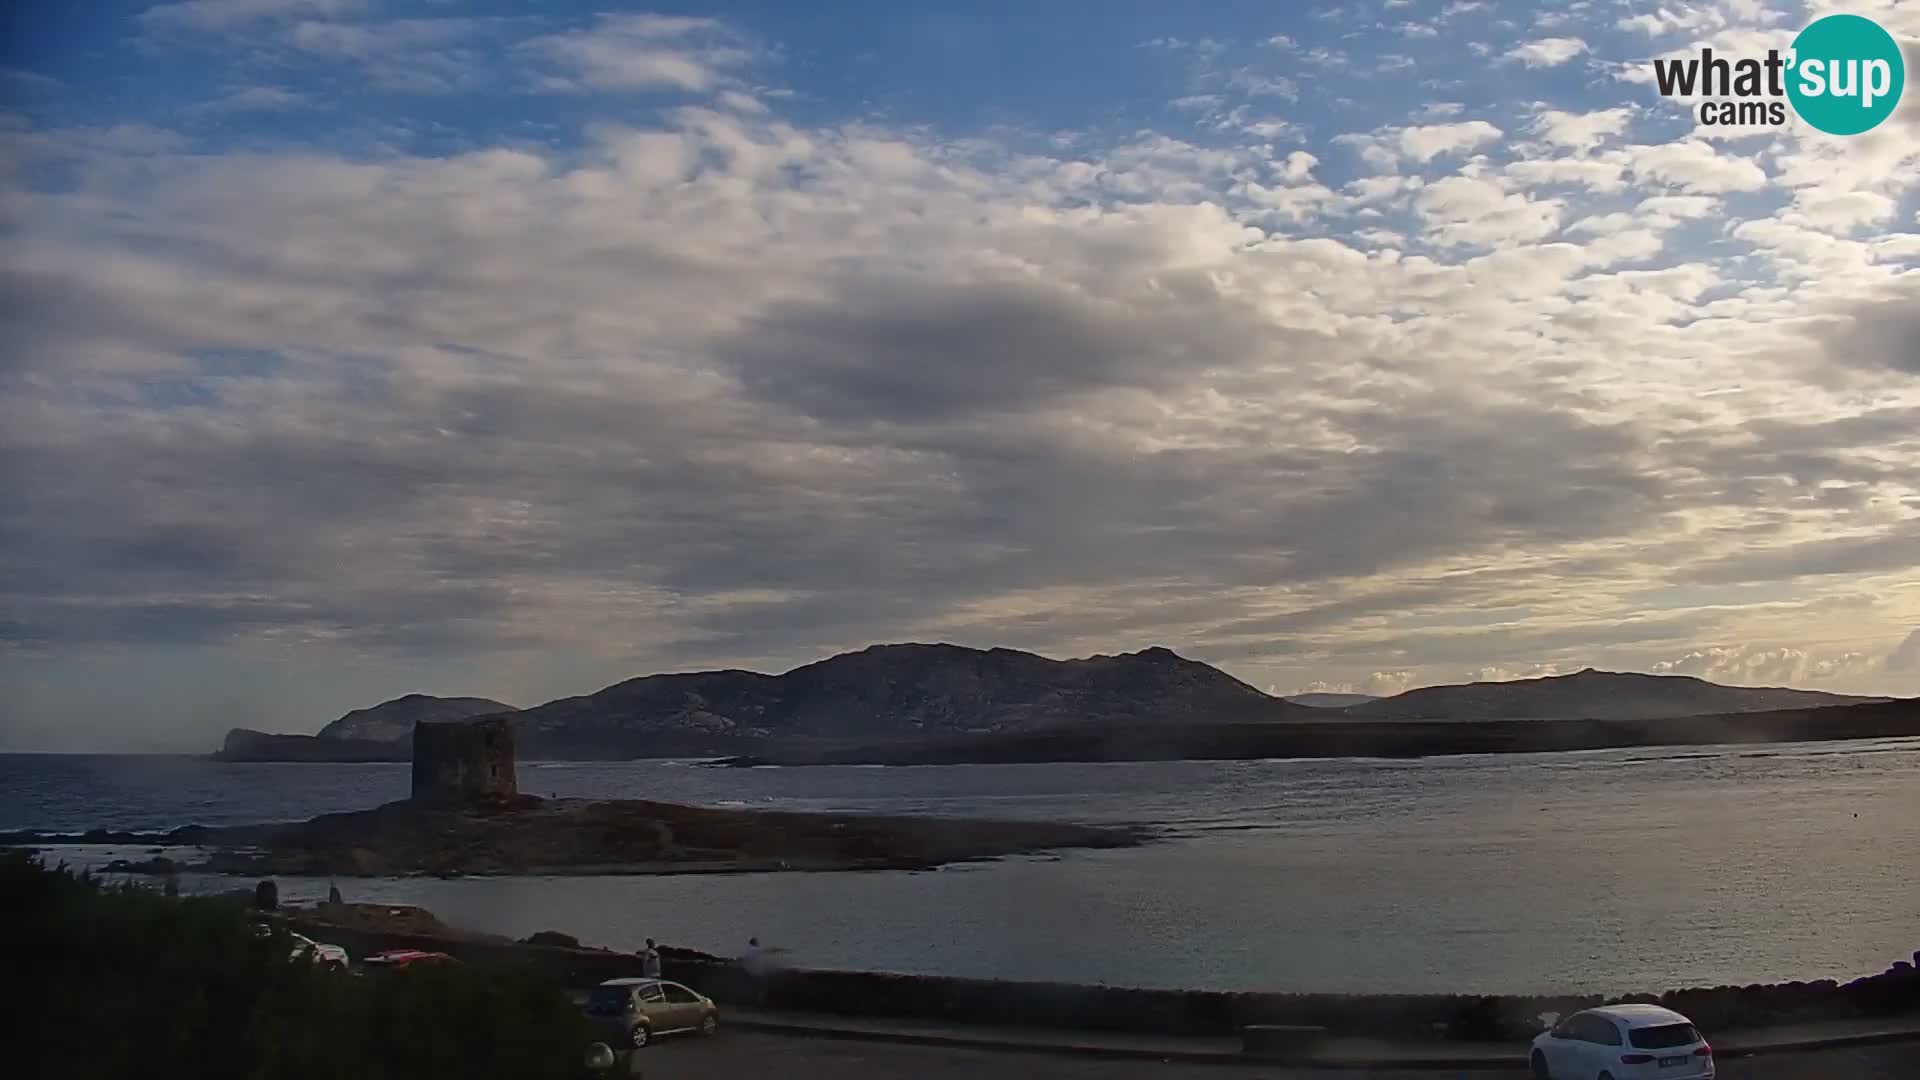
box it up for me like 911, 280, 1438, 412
410, 715, 518, 805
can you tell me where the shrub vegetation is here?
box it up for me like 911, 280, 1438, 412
1, 851, 592, 1080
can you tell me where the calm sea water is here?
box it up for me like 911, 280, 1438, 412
4, 741, 1917, 995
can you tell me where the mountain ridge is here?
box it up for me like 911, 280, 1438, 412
505, 642, 1294, 757
211, 646, 1902, 761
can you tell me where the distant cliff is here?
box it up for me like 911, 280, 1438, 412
316, 695, 517, 743
214, 729, 409, 763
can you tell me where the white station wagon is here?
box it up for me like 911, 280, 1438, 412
1530, 1004, 1714, 1080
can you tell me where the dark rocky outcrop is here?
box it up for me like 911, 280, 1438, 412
317, 694, 518, 743
1346, 668, 1885, 722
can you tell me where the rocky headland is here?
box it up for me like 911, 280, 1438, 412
2, 795, 1143, 877
12, 715, 1142, 877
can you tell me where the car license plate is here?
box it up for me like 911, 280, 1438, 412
1659, 1055, 1690, 1067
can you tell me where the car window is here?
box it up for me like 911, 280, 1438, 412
1568, 1015, 1610, 1044
585, 989, 631, 1015
663, 985, 700, 1004
638, 984, 666, 1003
1629, 1023, 1700, 1049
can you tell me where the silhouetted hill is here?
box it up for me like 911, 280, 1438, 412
1345, 669, 1885, 722
210, 650, 1904, 762
316, 694, 518, 743
509, 643, 1296, 758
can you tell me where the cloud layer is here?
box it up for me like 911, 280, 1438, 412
3, 1, 1919, 748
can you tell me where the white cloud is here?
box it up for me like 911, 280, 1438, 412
1468, 663, 1565, 682
1400, 121, 1503, 162
1414, 175, 1564, 247
1503, 156, 1629, 193
523, 14, 753, 93
1616, 5, 1726, 37
1532, 107, 1634, 152
187, 86, 309, 113
1652, 645, 1881, 687
1506, 37, 1590, 68
1342, 121, 1505, 169
1364, 671, 1417, 695
1226, 70, 1300, 100
139, 0, 363, 31
1624, 139, 1769, 194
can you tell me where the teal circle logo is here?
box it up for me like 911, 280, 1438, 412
1787, 14, 1905, 135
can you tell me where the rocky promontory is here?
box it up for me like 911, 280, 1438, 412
1, 796, 1145, 878
19, 714, 1145, 876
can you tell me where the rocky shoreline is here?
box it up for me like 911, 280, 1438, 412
719, 699, 1920, 766
0, 795, 1146, 877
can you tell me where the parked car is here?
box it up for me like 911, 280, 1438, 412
1531, 1004, 1713, 1080
579, 977, 719, 1049
360, 948, 458, 973
288, 931, 350, 971
250, 922, 349, 971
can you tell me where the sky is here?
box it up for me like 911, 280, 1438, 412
3, 0, 1919, 751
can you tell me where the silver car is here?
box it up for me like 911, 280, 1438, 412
580, 978, 719, 1049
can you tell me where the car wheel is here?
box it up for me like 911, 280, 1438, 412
1530, 1051, 1552, 1080
700, 1012, 718, 1036
629, 1023, 651, 1049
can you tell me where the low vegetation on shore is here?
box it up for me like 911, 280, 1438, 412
1, 853, 590, 1079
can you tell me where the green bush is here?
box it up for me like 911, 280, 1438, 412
0, 852, 591, 1080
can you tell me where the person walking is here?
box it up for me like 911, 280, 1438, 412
639, 938, 662, 979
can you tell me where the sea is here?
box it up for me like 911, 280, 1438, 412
3, 739, 1916, 996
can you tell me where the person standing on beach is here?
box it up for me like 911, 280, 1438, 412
640, 938, 662, 979
740, 937, 770, 1005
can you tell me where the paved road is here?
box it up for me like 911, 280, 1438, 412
621, 1030, 1920, 1078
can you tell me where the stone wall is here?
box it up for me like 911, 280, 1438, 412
410, 715, 517, 804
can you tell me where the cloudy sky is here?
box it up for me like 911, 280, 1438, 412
3, 0, 1919, 750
